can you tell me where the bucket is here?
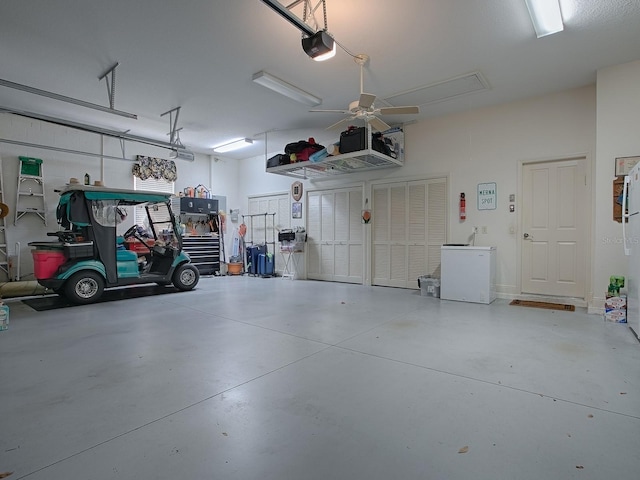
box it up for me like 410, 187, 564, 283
418, 275, 440, 298
227, 262, 243, 275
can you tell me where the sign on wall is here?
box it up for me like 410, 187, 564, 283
477, 182, 497, 210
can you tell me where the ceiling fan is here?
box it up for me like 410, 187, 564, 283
310, 54, 420, 132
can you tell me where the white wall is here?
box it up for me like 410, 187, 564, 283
239, 86, 597, 300
0, 113, 238, 278
408, 86, 596, 298
594, 59, 640, 310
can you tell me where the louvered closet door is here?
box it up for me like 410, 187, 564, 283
307, 186, 363, 283
372, 179, 447, 288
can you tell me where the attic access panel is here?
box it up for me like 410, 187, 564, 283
384, 71, 490, 107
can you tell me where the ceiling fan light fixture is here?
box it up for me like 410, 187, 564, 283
213, 138, 253, 153
302, 31, 336, 62
524, 0, 564, 38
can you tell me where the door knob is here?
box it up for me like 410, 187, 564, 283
523, 232, 532, 239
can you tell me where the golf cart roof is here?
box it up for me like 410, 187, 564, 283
56, 184, 172, 204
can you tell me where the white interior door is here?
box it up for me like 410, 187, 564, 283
372, 178, 447, 288
307, 186, 363, 283
521, 158, 589, 297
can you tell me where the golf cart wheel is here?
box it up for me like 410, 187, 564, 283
65, 271, 105, 304
172, 264, 199, 291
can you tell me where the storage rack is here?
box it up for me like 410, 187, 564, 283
265, 124, 404, 180
266, 149, 402, 179
241, 212, 276, 273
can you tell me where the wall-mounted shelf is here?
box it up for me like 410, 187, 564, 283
266, 148, 403, 179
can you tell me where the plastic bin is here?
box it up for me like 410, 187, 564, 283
32, 250, 67, 279
418, 275, 440, 298
125, 239, 155, 254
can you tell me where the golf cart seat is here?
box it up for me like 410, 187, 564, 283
117, 249, 138, 262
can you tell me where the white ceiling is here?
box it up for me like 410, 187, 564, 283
1, 0, 639, 160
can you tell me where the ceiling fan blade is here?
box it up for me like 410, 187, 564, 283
378, 106, 420, 115
310, 109, 351, 114
369, 116, 391, 132
359, 93, 376, 109
326, 117, 356, 131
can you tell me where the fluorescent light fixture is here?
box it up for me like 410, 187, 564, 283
524, 0, 564, 38
252, 71, 322, 107
213, 138, 253, 153
302, 31, 336, 62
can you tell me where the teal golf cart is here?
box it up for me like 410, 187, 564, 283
29, 185, 199, 304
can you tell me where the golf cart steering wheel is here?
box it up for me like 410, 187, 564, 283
123, 225, 153, 251
124, 225, 140, 239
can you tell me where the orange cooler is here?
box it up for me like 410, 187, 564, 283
32, 250, 67, 279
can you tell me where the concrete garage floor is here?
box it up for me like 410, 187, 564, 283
1, 277, 639, 480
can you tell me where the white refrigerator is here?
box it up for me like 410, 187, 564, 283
622, 163, 640, 339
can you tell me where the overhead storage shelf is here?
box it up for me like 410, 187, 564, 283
266, 125, 405, 179
266, 148, 404, 179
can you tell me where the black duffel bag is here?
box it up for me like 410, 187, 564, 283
284, 137, 324, 162
371, 132, 397, 158
266, 153, 290, 168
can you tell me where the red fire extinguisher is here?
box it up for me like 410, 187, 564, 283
459, 193, 466, 221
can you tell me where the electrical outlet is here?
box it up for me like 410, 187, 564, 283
482, 226, 488, 234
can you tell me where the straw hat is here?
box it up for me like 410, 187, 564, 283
93, 180, 104, 187
69, 177, 80, 184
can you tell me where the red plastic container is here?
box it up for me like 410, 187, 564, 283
125, 239, 154, 254
32, 250, 67, 279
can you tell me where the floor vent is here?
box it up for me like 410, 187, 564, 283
384, 71, 490, 107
